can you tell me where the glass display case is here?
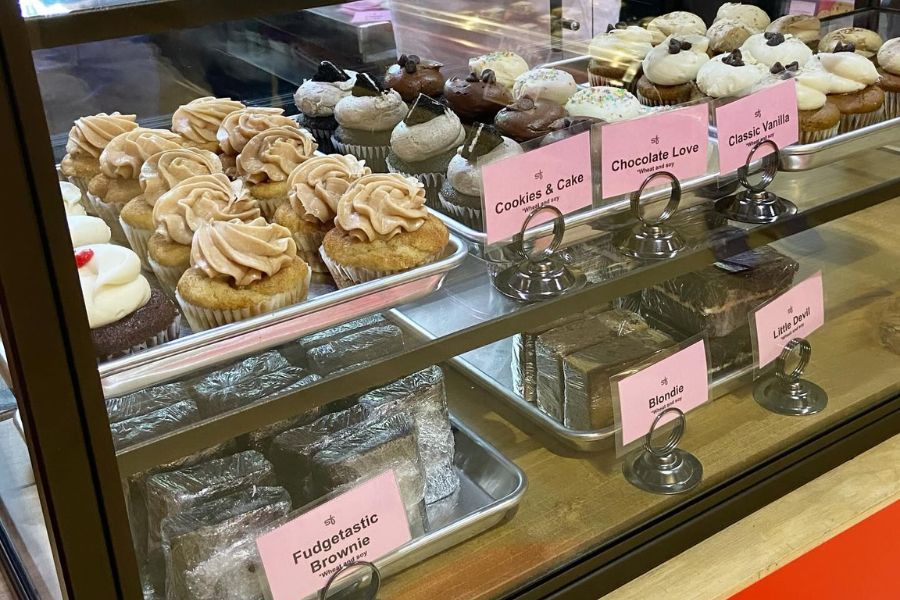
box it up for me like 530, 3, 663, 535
1, 0, 899, 598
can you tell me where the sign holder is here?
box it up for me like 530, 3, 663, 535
754, 337, 828, 416
317, 560, 381, 600
617, 171, 686, 260
715, 139, 798, 224
623, 407, 703, 495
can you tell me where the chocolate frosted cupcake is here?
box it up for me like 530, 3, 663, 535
588, 25, 653, 92
216, 107, 298, 176
877, 39, 900, 120
60, 112, 138, 195
121, 147, 223, 268
740, 32, 812, 69
172, 97, 245, 153
236, 125, 318, 218
293, 61, 357, 153
439, 123, 522, 229
637, 35, 710, 106
148, 173, 261, 296
443, 70, 513, 123
272, 154, 371, 272
494, 96, 567, 142
332, 74, 407, 173
386, 94, 465, 208
177, 218, 311, 331
76, 244, 180, 360
320, 173, 449, 287
384, 54, 444, 102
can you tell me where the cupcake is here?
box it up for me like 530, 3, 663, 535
439, 123, 522, 229
740, 32, 813, 69
494, 96, 567, 142
120, 147, 223, 267
171, 97, 245, 153
697, 50, 768, 102
87, 128, 183, 243
331, 74, 407, 173
386, 94, 465, 208
60, 181, 87, 216
148, 173, 261, 295
468, 51, 529, 90
293, 61, 357, 153
76, 244, 180, 360
813, 51, 884, 132
272, 154, 371, 272
564, 86, 644, 122
706, 19, 760, 55
320, 173, 449, 287
637, 35, 710, 106
512, 68, 578, 105
384, 54, 445, 102
759, 61, 840, 143
877, 39, 900, 120
68, 215, 111, 248
767, 15, 821, 51
713, 3, 771, 31
217, 107, 298, 176
443, 70, 513, 123
820, 27, 883, 59
176, 218, 311, 331
59, 112, 138, 195
236, 126, 318, 218
587, 25, 653, 91
646, 12, 707, 46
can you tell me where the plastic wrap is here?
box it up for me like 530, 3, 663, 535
106, 382, 191, 424
161, 486, 291, 600
359, 366, 458, 504
182, 536, 266, 600
534, 309, 650, 421
109, 399, 200, 450
286, 314, 390, 367
640, 246, 799, 338
562, 329, 675, 430
880, 296, 900, 355
191, 350, 319, 418
642, 313, 754, 378
245, 388, 323, 454
305, 324, 405, 375
144, 451, 276, 557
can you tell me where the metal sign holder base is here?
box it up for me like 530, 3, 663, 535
623, 408, 703, 495
754, 337, 828, 416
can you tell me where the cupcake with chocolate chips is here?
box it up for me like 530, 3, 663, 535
332, 74, 408, 172
293, 61, 357, 152
386, 94, 465, 207
820, 27, 883, 59
587, 25, 653, 91
637, 35, 710, 106
443, 70, 513, 124
740, 32, 812, 69
697, 50, 767, 104
814, 50, 884, 133
494, 96, 567, 142
757, 61, 840, 143
384, 54, 445, 102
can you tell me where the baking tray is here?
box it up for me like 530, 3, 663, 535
100, 234, 468, 398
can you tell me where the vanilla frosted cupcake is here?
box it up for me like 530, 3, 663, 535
820, 28, 883, 59
587, 26, 653, 91
176, 218, 310, 331
697, 50, 768, 100
172, 97, 245, 153
148, 173, 261, 295
767, 15, 820, 51
469, 51, 529, 90
272, 154, 371, 272
320, 173, 449, 287
217, 107, 298, 176
740, 32, 813, 69
121, 147, 223, 267
294, 61, 357, 152
236, 126, 318, 218
756, 61, 840, 143
60, 112, 138, 194
565, 86, 644, 122
877, 39, 900, 119
60, 181, 87, 216
646, 12, 707, 46
706, 19, 759, 55
637, 35, 710, 106
512, 68, 578, 105
812, 51, 884, 132
386, 94, 465, 207
68, 215, 111, 248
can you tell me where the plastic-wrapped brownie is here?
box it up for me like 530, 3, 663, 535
285, 313, 390, 368
359, 366, 457, 503
161, 486, 291, 600
306, 324, 405, 374
109, 399, 200, 450
182, 535, 268, 600
106, 381, 191, 425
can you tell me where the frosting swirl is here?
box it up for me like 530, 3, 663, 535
153, 173, 261, 245
217, 108, 297, 156
448, 125, 522, 196
60, 181, 85, 215
68, 215, 111, 247
642, 35, 711, 85
140, 148, 223, 206
647, 12, 708, 46
294, 72, 357, 117
100, 128, 183, 180
77, 244, 151, 328
469, 51, 529, 90
333, 89, 407, 132
65, 112, 138, 159
740, 32, 813, 68
288, 154, 371, 224
809, 52, 880, 93
172, 97, 246, 145
190, 218, 297, 286
236, 126, 318, 184
335, 173, 427, 242
879, 38, 900, 76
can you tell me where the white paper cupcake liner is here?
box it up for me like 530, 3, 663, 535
883, 90, 899, 121
120, 218, 152, 270
319, 246, 441, 289
176, 270, 311, 332
438, 191, 483, 230
97, 315, 181, 363
837, 107, 883, 134
800, 123, 839, 145
330, 136, 389, 172
385, 161, 444, 209
85, 192, 128, 244
148, 258, 187, 299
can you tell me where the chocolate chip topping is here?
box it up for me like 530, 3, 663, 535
668, 38, 693, 54
722, 49, 745, 67
352, 73, 382, 97
312, 60, 351, 83
834, 41, 856, 53
481, 69, 497, 84
398, 53, 422, 74
764, 31, 786, 46
770, 61, 800, 75
460, 123, 504, 160
404, 93, 447, 125
511, 96, 535, 111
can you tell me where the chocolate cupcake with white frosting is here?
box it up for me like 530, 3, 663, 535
293, 61, 357, 152
810, 50, 884, 133
636, 35, 710, 106
765, 61, 841, 144
384, 54, 444, 102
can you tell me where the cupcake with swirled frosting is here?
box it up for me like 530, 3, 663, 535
176, 218, 311, 331
386, 94, 466, 208
120, 147, 223, 268
272, 154, 371, 272
637, 35, 710, 106
809, 50, 884, 133
587, 26, 653, 91
877, 38, 900, 119
172, 97, 245, 153
236, 125, 319, 218
293, 61, 358, 152
320, 173, 449, 287
148, 173, 262, 296
751, 60, 840, 143
60, 112, 138, 195
217, 107, 299, 176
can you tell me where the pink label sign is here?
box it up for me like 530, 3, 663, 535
600, 103, 709, 198
789, 0, 818, 15
350, 10, 392, 24
716, 79, 799, 174
615, 340, 709, 449
753, 271, 825, 368
256, 471, 411, 600
481, 131, 592, 244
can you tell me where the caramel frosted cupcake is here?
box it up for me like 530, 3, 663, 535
176, 218, 311, 331
384, 54, 445, 102
820, 27, 883, 59
294, 61, 357, 153
121, 147, 223, 268
148, 173, 261, 295
646, 12, 707, 46
216, 107, 298, 176
236, 125, 318, 218
60, 112, 138, 195
172, 97, 245, 153
877, 38, 900, 120
443, 70, 513, 124
332, 74, 408, 172
587, 25, 653, 91
320, 173, 449, 287
88, 128, 183, 242
637, 35, 710, 106
272, 154, 371, 272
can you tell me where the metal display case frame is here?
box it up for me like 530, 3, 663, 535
1, 1, 899, 599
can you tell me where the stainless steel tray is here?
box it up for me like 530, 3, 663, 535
778, 115, 900, 171
100, 234, 468, 397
